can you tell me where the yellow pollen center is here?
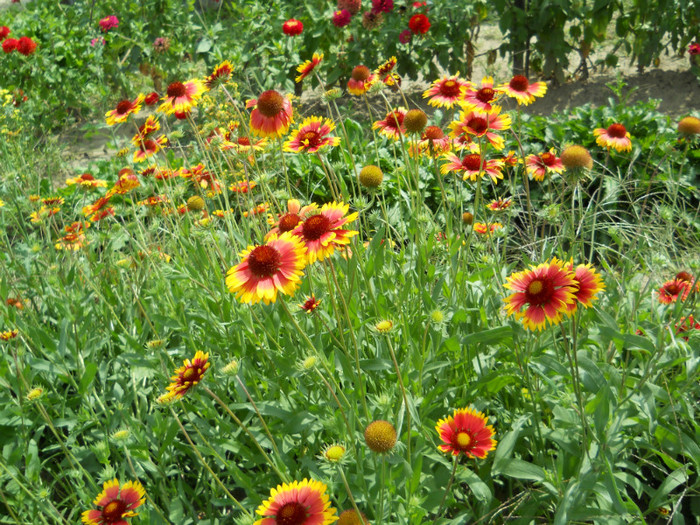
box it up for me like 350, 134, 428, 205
528, 280, 543, 294
456, 432, 471, 448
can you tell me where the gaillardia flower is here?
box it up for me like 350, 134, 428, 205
81, 479, 145, 525
284, 116, 340, 153
504, 259, 578, 331
160, 351, 211, 401
526, 151, 565, 181
364, 420, 397, 453
267, 199, 318, 239
105, 94, 144, 126
435, 407, 496, 459
463, 76, 500, 111
292, 202, 359, 264
373, 108, 406, 140
593, 123, 632, 152
226, 232, 307, 304
558, 260, 604, 314
66, 172, 108, 189
347, 65, 377, 96
449, 105, 511, 150
296, 53, 323, 83
248, 90, 294, 138
496, 75, 547, 105
658, 279, 691, 304
423, 74, 469, 108
205, 60, 233, 89
441, 152, 504, 184
254, 479, 337, 525
158, 79, 207, 116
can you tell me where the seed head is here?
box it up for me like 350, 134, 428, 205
359, 165, 384, 189
404, 109, 428, 133
560, 145, 593, 170
364, 420, 397, 453
678, 116, 700, 135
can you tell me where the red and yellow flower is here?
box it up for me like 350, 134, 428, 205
247, 90, 294, 138
462, 76, 501, 112
266, 199, 318, 239
158, 79, 207, 116
131, 115, 160, 147
292, 202, 359, 264
526, 151, 565, 181
557, 260, 604, 314
229, 180, 257, 193
473, 222, 503, 235
1, 329, 19, 341
133, 136, 168, 163
296, 53, 323, 83
226, 232, 307, 304
55, 221, 90, 251
222, 135, 267, 154
486, 198, 512, 212
81, 479, 145, 525
205, 60, 233, 89
449, 106, 511, 150
593, 123, 632, 152
441, 152, 504, 184
347, 65, 377, 96
496, 75, 547, 105
436, 407, 496, 459
300, 295, 322, 314
284, 116, 340, 153
423, 74, 469, 108
373, 108, 406, 140
254, 479, 337, 525
409, 125, 452, 158
658, 279, 691, 304
161, 351, 210, 401
65, 173, 107, 189
105, 94, 144, 126
504, 259, 578, 331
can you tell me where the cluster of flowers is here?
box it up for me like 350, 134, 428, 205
0, 26, 37, 55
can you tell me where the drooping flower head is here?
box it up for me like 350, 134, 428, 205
292, 202, 359, 264
347, 65, 377, 96
158, 79, 207, 116
441, 152, 504, 184
657, 279, 691, 304
266, 199, 318, 239
81, 479, 145, 525
247, 90, 294, 138
254, 479, 337, 525
284, 116, 340, 153
435, 407, 496, 459
593, 123, 632, 152
449, 105, 511, 150
160, 351, 210, 401
526, 151, 565, 181
283, 18, 304, 36
205, 60, 233, 89
486, 198, 513, 212
463, 76, 501, 112
496, 75, 547, 105
504, 259, 578, 331
105, 94, 144, 126
66, 172, 108, 189
296, 53, 323, 83
226, 232, 307, 304
423, 74, 469, 108
409, 126, 451, 158
373, 107, 407, 140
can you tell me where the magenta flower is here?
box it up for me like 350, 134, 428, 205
98, 15, 119, 32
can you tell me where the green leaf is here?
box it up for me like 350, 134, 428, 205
79, 362, 98, 395
648, 467, 689, 509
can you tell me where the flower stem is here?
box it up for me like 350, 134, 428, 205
432, 456, 458, 524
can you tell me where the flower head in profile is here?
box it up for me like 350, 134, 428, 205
55, 221, 90, 251
496, 75, 547, 105
473, 222, 503, 235
254, 479, 337, 525
284, 116, 340, 153
593, 123, 632, 152
526, 151, 565, 181
226, 232, 307, 304
66, 173, 107, 189
105, 94, 144, 126
267, 199, 318, 239
0, 329, 18, 341
292, 202, 359, 264
347, 65, 377, 96
160, 351, 210, 401
504, 259, 578, 331
158, 79, 207, 116
373, 108, 406, 140
423, 74, 469, 108
441, 152, 504, 184
486, 198, 512, 212
81, 479, 145, 525
132, 136, 168, 163
296, 53, 323, 83
657, 279, 691, 304
556, 259, 604, 314
247, 90, 294, 138
436, 407, 496, 459
675, 315, 700, 341
205, 60, 233, 89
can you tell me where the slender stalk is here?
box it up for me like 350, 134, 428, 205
432, 456, 459, 524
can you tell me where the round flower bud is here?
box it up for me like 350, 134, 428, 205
678, 116, 700, 135
187, 195, 205, 211
322, 443, 346, 463
462, 212, 473, 225
338, 509, 370, 525
560, 145, 593, 170
359, 165, 384, 189
375, 320, 393, 333
364, 420, 397, 453
404, 109, 428, 134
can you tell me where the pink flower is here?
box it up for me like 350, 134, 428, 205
399, 29, 412, 44
371, 0, 394, 14
90, 37, 105, 47
98, 15, 119, 33
689, 43, 700, 55
332, 9, 352, 27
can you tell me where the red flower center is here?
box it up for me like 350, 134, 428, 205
475, 87, 495, 103
676, 271, 693, 282
115, 100, 133, 115
423, 126, 444, 140
301, 130, 321, 147
386, 111, 404, 128
467, 117, 488, 134
247, 245, 281, 278
278, 213, 301, 232
664, 283, 681, 295
167, 82, 187, 98
276, 502, 308, 525
525, 278, 555, 305
142, 139, 158, 152
462, 154, 483, 171
81, 173, 95, 181
509, 75, 529, 92
607, 123, 627, 138
351, 65, 370, 81
439, 79, 461, 98
102, 499, 127, 521
237, 137, 251, 146
541, 152, 556, 166
302, 214, 331, 241
182, 367, 199, 382
256, 90, 285, 118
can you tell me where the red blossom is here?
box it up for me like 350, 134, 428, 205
282, 18, 303, 36
16, 36, 36, 56
332, 9, 352, 27
2, 38, 17, 53
408, 14, 430, 34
